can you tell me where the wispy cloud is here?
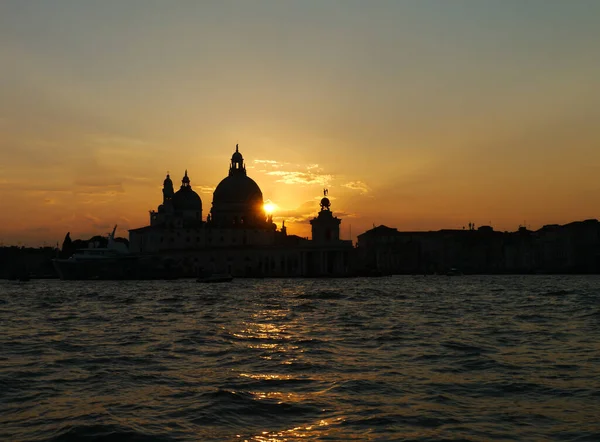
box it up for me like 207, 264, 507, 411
254, 160, 332, 186
254, 159, 286, 168
266, 170, 332, 186
271, 199, 353, 225
272, 200, 319, 223
196, 185, 215, 194
343, 181, 371, 194
89, 134, 149, 148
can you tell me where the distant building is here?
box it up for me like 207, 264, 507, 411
129, 145, 353, 277
356, 220, 600, 274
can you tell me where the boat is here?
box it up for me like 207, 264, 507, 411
197, 274, 233, 283
52, 225, 139, 280
196, 267, 233, 283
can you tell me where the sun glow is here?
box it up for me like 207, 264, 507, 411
263, 201, 277, 214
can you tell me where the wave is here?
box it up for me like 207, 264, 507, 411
48, 424, 172, 442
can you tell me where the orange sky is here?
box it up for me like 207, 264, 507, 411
1, 1, 599, 246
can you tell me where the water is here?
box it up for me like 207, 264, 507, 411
1, 276, 600, 441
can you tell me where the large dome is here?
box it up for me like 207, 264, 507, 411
213, 174, 263, 204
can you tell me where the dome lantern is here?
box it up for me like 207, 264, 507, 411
229, 144, 246, 176
181, 169, 191, 188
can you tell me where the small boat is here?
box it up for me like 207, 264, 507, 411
196, 266, 233, 283
197, 273, 233, 283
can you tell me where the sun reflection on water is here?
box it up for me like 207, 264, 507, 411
243, 417, 347, 441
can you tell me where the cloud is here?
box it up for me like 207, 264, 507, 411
272, 200, 319, 223
266, 170, 331, 186
343, 181, 371, 194
74, 177, 123, 188
253, 160, 332, 186
0, 178, 71, 193
196, 185, 215, 194
270, 199, 353, 225
254, 159, 287, 168
89, 134, 149, 148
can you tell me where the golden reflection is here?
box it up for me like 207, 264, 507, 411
247, 343, 282, 350
240, 373, 293, 380
232, 322, 290, 341
245, 417, 347, 441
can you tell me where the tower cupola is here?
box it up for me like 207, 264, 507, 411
162, 173, 174, 203
310, 188, 341, 243
229, 144, 246, 176
181, 169, 191, 188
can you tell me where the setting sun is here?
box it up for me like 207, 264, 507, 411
264, 202, 277, 215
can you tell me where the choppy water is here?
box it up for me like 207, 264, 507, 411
1, 276, 600, 441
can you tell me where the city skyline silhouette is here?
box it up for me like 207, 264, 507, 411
1, 1, 599, 246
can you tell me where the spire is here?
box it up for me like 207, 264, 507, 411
236, 143, 239, 152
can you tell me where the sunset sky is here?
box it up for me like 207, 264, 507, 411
1, 1, 599, 246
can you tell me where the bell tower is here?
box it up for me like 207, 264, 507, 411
310, 189, 341, 243
162, 173, 174, 204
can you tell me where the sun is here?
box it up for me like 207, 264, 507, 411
263, 201, 277, 214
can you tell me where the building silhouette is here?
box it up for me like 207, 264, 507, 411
129, 145, 353, 277
356, 220, 600, 275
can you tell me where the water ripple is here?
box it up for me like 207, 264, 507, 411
1, 276, 600, 441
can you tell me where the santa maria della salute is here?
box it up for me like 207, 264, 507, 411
127, 144, 354, 278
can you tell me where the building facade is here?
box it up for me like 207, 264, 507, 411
129, 145, 353, 277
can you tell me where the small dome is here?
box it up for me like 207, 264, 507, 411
232, 151, 243, 162
231, 144, 243, 163
173, 187, 202, 211
321, 197, 330, 207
